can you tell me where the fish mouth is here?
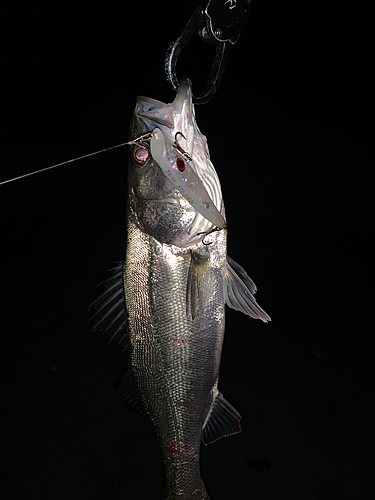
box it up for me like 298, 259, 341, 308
150, 197, 180, 205
135, 111, 174, 129
150, 197, 195, 211
134, 77, 193, 131
133, 78, 224, 242
134, 96, 174, 129
172, 77, 192, 114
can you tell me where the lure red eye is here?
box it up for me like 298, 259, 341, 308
177, 158, 185, 172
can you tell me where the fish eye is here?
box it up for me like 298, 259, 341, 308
176, 158, 185, 172
131, 144, 150, 167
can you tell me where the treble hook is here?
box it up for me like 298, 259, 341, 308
173, 132, 192, 161
198, 224, 226, 245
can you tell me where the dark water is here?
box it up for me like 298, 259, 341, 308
1, 1, 373, 498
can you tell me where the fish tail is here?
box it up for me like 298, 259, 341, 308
162, 484, 210, 499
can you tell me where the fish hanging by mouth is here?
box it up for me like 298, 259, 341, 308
89, 77, 270, 500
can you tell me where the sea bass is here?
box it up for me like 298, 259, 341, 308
89, 78, 270, 499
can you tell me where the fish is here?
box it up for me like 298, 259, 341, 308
89, 77, 270, 500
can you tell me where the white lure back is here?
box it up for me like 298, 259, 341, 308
150, 127, 226, 230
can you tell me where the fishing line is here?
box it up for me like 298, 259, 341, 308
0, 133, 154, 187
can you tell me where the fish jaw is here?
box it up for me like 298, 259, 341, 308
127, 113, 202, 248
132, 78, 224, 247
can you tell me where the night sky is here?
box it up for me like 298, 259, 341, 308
1, 1, 374, 499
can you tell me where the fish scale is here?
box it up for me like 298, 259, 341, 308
125, 214, 226, 498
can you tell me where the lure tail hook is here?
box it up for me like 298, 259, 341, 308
198, 224, 226, 245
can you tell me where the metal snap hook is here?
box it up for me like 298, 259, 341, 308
165, 1, 252, 104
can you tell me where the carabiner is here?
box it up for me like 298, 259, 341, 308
165, 0, 253, 105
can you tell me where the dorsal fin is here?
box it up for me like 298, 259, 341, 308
88, 262, 129, 348
202, 392, 242, 445
225, 256, 271, 323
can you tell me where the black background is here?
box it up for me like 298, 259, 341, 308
1, 1, 374, 499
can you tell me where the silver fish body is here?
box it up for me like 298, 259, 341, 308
126, 80, 228, 499
90, 78, 270, 499
125, 212, 226, 499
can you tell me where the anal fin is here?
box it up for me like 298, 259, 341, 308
115, 368, 148, 419
202, 392, 242, 446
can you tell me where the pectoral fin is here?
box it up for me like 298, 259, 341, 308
202, 392, 242, 445
225, 256, 271, 323
88, 262, 129, 348
186, 251, 211, 320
